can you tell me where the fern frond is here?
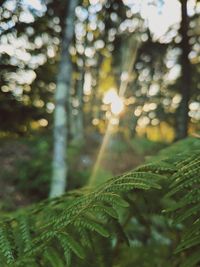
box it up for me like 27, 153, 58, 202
164, 142, 200, 266
1, 138, 199, 266
57, 232, 85, 260
0, 225, 14, 265
181, 250, 200, 267
43, 247, 65, 267
75, 216, 110, 238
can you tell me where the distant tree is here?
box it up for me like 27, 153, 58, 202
50, 0, 78, 197
176, 0, 191, 139
0, 0, 61, 134
72, 63, 85, 142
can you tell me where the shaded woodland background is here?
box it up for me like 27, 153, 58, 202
0, 1, 200, 266
0, 0, 200, 234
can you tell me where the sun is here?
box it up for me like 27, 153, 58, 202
103, 88, 124, 116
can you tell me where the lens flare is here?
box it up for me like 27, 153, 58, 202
111, 98, 124, 115
103, 88, 124, 115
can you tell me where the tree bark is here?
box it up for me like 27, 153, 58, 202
176, 0, 191, 139
69, 63, 85, 143
74, 68, 84, 141
49, 0, 78, 198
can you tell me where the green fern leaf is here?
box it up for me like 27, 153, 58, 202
75, 216, 110, 238
0, 225, 14, 265
181, 250, 200, 267
57, 232, 85, 259
43, 247, 65, 267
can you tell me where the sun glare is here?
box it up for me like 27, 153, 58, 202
123, 0, 181, 39
111, 98, 124, 115
103, 88, 124, 115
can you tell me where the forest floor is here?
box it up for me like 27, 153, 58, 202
0, 134, 166, 211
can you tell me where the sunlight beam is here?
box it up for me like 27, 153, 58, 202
88, 39, 140, 187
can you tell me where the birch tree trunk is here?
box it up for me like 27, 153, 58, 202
176, 0, 191, 139
49, 0, 78, 198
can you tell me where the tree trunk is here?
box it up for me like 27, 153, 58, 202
176, 0, 191, 139
49, 0, 78, 198
74, 68, 84, 141
70, 19, 88, 143
69, 64, 85, 143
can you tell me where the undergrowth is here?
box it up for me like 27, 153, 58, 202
0, 137, 199, 267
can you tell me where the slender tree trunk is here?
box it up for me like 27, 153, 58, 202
69, 63, 85, 142
74, 68, 84, 141
70, 19, 88, 143
69, 77, 76, 141
50, 0, 78, 198
176, 0, 191, 139
68, 70, 84, 142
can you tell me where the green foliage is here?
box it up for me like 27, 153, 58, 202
113, 243, 172, 267
130, 137, 166, 156
0, 136, 87, 202
15, 136, 52, 197
0, 159, 165, 266
91, 169, 113, 187
0, 137, 199, 266
164, 154, 200, 266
